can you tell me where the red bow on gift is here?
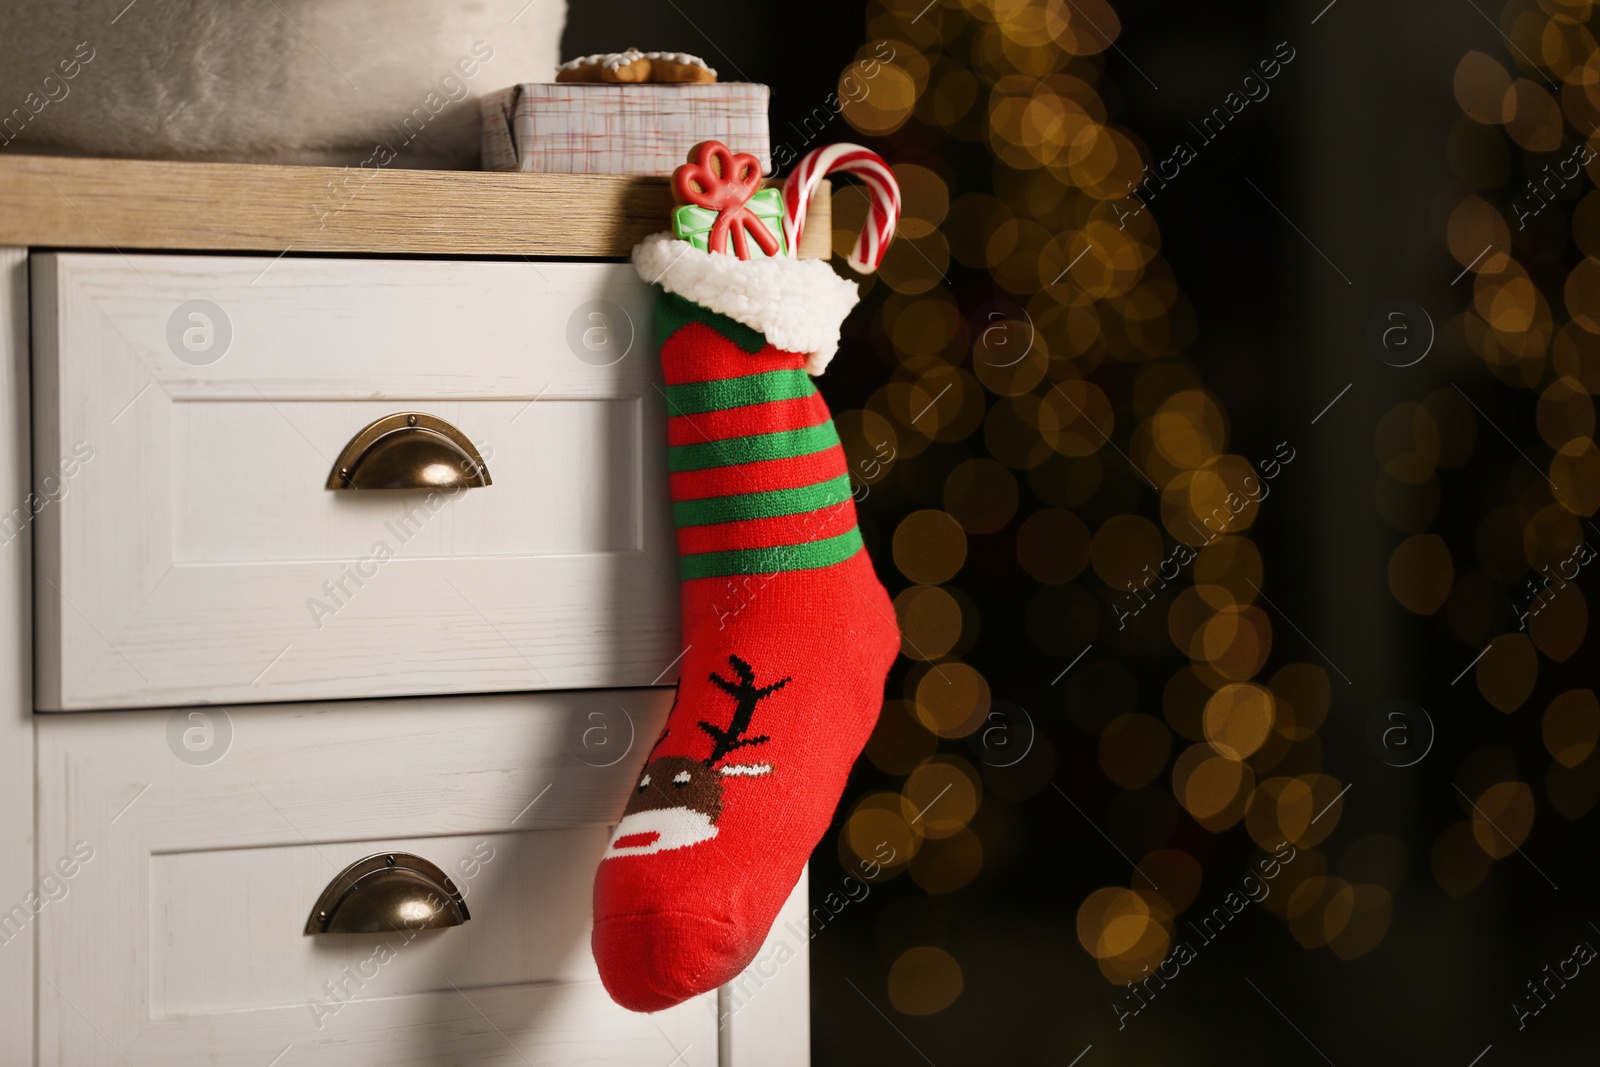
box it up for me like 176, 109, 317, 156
672, 141, 780, 261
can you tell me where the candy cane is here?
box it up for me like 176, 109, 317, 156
782, 144, 901, 274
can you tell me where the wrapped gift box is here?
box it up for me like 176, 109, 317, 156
481, 82, 771, 175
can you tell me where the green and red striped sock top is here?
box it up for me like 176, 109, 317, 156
658, 292, 862, 581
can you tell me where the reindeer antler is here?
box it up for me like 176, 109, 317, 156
700, 655, 788, 765
709, 656, 754, 695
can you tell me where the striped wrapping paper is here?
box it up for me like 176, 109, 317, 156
480, 82, 771, 175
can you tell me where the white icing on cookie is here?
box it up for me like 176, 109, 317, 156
556, 51, 619, 71
556, 48, 716, 77
644, 51, 715, 73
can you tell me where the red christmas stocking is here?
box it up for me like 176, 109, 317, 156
591, 234, 900, 1012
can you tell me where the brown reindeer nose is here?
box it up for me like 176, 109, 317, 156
624, 755, 724, 822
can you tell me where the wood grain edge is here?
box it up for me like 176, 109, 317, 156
0, 245, 35, 1066
0, 156, 835, 262
0, 155, 675, 257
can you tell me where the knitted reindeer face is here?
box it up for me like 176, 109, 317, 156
603, 655, 787, 859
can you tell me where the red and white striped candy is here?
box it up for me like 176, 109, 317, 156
782, 143, 901, 274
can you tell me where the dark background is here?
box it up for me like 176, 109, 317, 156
571, 3, 1599, 1064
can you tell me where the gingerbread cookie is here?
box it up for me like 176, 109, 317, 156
645, 52, 717, 84
555, 49, 717, 84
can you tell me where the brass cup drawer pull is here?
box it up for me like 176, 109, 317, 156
326, 412, 491, 491
304, 852, 471, 935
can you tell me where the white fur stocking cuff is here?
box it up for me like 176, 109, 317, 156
631, 233, 861, 375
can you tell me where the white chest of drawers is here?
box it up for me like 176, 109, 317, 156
32, 251, 679, 710
0, 157, 812, 1067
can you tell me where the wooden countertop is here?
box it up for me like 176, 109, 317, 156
0, 154, 680, 258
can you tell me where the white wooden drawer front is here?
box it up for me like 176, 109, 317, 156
34, 690, 808, 1066
31, 252, 677, 711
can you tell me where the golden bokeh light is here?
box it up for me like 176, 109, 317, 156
1454, 51, 1513, 124
1193, 536, 1263, 610
1529, 584, 1587, 661
893, 510, 968, 584
1182, 455, 1262, 533
1388, 0, 1600, 937
820, 0, 1464, 992
1468, 780, 1536, 858
1096, 917, 1172, 984
1447, 195, 1513, 275
1076, 886, 1159, 959
1042, 379, 1116, 456
1550, 437, 1600, 514
1258, 847, 1327, 923
1203, 683, 1275, 760
913, 661, 991, 738
910, 827, 984, 894
1522, 502, 1581, 568
1166, 586, 1216, 662
893, 163, 951, 239
1286, 875, 1355, 950
846, 791, 922, 871
887, 946, 964, 1016
917, 366, 987, 443
1503, 79, 1564, 151
879, 230, 952, 295
1552, 322, 1600, 392
1374, 401, 1443, 484
1149, 389, 1228, 471
1089, 514, 1165, 589
1245, 774, 1343, 850
1567, 257, 1600, 335
886, 291, 964, 359
1327, 884, 1394, 961
841, 59, 918, 136
1475, 633, 1539, 712
974, 340, 1050, 398
1198, 606, 1272, 680
902, 757, 981, 839
894, 585, 966, 660
1540, 11, 1599, 78
1172, 744, 1253, 828
1543, 688, 1600, 767
1537, 375, 1596, 450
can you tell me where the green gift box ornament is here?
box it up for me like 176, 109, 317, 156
670, 141, 788, 260
673, 188, 786, 259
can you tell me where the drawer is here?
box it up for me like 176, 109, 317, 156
34, 690, 808, 1066
30, 252, 678, 711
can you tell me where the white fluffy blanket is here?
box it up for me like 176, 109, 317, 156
0, 0, 565, 167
